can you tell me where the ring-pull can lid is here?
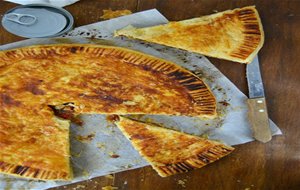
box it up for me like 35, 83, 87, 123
1, 4, 74, 38
4, 13, 37, 26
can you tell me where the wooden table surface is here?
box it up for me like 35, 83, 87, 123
0, 0, 299, 189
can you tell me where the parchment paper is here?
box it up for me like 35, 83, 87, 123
0, 9, 282, 190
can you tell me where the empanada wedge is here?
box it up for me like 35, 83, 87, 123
115, 116, 234, 177
115, 6, 264, 63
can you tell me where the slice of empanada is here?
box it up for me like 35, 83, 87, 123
115, 116, 234, 177
115, 6, 264, 63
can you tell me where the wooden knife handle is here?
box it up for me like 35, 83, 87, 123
247, 97, 272, 143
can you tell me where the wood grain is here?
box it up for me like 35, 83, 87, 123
248, 98, 272, 143
0, 0, 300, 189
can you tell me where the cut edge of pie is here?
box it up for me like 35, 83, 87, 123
0, 44, 218, 180
115, 6, 264, 64
0, 117, 73, 181
115, 116, 234, 177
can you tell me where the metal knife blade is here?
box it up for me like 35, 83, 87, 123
247, 56, 265, 98
246, 56, 272, 143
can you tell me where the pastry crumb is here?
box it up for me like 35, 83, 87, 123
109, 152, 120, 158
71, 150, 82, 157
122, 164, 132, 169
76, 133, 95, 142
82, 169, 90, 178
218, 101, 230, 107
177, 179, 186, 188
144, 118, 153, 123
97, 142, 106, 150
102, 185, 118, 190
76, 184, 86, 189
100, 9, 132, 20
106, 115, 120, 122
105, 174, 114, 179
200, 133, 209, 139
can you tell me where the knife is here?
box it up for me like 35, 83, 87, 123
246, 56, 272, 143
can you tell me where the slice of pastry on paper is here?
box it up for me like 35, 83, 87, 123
115, 116, 234, 177
115, 6, 264, 64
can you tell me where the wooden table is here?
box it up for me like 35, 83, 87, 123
0, 0, 299, 189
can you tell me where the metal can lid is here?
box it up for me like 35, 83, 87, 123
1, 4, 74, 38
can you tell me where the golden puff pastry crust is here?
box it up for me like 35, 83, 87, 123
115, 6, 264, 64
0, 44, 216, 180
115, 116, 234, 177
